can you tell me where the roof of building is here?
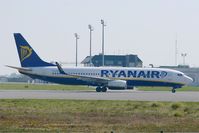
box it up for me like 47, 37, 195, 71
81, 56, 93, 64
81, 54, 142, 64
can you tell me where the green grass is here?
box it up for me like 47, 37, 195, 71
138, 86, 199, 91
0, 99, 199, 132
0, 83, 93, 91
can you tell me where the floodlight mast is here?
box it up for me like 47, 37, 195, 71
88, 24, 94, 66
74, 33, 80, 67
181, 53, 187, 65
175, 34, 178, 66
101, 19, 106, 67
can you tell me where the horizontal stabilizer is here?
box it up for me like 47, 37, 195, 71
6, 65, 32, 71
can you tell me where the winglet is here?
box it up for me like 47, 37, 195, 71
55, 62, 67, 75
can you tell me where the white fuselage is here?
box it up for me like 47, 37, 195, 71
20, 66, 193, 89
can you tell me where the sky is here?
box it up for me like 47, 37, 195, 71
1, 0, 199, 75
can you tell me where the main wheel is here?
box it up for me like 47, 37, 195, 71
172, 88, 176, 93
96, 86, 101, 92
101, 87, 107, 92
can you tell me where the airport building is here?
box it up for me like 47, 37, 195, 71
81, 54, 143, 67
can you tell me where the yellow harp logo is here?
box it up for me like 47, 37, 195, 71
20, 46, 32, 62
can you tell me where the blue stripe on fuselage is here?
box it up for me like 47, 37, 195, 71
20, 71, 184, 88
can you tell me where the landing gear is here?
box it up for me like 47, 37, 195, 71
171, 86, 181, 93
172, 88, 176, 93
101, 86, 107, 92
96, 86, 101, 92
96, 86, 107, 92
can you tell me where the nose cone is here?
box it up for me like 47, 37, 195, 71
184, 75, 193, 85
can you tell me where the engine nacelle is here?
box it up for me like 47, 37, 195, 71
108, 80, 127, 90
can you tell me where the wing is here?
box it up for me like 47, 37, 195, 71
74, 75, 111, 85
55, 62, 111, 85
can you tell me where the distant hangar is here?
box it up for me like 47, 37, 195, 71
82, 54, 143, 67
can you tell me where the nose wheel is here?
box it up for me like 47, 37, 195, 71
96, 86, 107, 92
172, 88, 176, 93
172, 86, 182, 93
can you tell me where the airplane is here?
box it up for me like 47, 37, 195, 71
7, 33, 193, 93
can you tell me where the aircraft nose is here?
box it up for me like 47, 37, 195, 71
184, 75, 193, 85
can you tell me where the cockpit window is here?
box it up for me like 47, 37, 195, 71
177, 73, 183, 77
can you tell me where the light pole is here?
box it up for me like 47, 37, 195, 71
175, 34, 178, 66
88, 24, 94, 66
181, 53, 187, 65
101, 19, 106, 66
74, 33, 80, 67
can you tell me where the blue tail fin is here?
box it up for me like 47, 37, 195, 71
14, 33, 55, 67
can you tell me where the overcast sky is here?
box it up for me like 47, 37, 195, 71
1, 0, 199, 75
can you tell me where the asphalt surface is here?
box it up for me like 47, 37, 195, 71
0, 90, 199, 102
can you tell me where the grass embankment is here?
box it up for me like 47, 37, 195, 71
0, 83, 92, 91
0, 100, 199, 132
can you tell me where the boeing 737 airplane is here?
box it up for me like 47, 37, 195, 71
7, 33, 193, 93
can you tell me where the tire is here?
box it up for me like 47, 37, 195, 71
172, 89, 176, 93
101, 87, 107, 92
96, 87, 101, 92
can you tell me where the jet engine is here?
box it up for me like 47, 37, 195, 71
107, 80, 127, 90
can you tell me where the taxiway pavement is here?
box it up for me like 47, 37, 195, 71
0, 90, 199, 102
